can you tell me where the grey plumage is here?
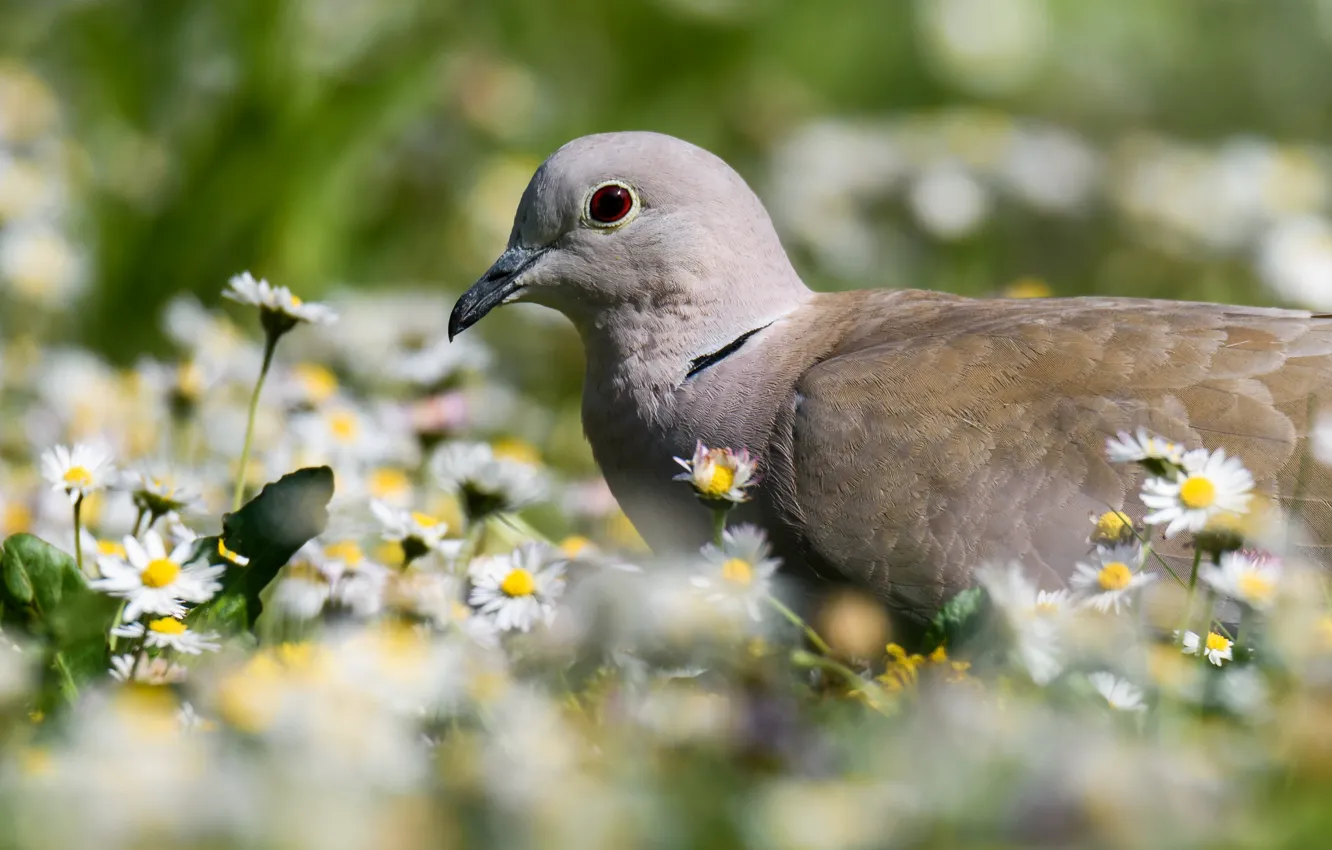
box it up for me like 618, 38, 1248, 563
450, 131, 1332, 622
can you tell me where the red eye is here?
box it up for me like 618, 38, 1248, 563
588, 183, 634, 225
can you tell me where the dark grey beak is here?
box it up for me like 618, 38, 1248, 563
449, 244, 548, 340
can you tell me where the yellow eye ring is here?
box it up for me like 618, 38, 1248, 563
583, 180, 640, 229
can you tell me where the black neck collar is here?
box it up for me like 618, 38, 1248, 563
685, 323, 771, 379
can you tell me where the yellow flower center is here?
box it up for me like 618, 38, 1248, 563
1094, 511, 1130, 539
289, 295, 303, 307
3, 502, 32, 535
500, 568, 537, 597
1179, 476, 1217, 509
699, 465, 735, 498
1097, 562, 1132, 591
492, 438, 541, 465
721, 557, 753, 585
1316, 616, 1332, 650
559, 535, 592, 558
1204, 632, 1231, 653
328, 411, 358, 442
368, 468, 411, 499
323, 540, 364, 565
293, 362, 338, 403
177, 361, 204, 398
148, 617, 187, 635
410, 512, 439, 529
141, 558, 181, 588
1237, 572, 1276, 603
62, 466, 93, 488
97, 539, 126, 558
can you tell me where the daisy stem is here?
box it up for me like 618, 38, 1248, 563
790, 649, 888, 714
232, 334, 279, 512
711, 508, 728, 547
1177, 546, 1205, 645
765, 594, 834, 656
72, 495, 86, 578
106, 600, 127, 652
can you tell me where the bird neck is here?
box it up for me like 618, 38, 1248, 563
575, 283, 811, 419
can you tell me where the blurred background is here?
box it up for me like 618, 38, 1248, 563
4, 0, 1332, 406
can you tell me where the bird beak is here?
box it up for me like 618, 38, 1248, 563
449, 244, 548, 340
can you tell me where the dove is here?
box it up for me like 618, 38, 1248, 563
449, 131, 1332, 623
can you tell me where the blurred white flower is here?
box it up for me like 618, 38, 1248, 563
907, 161, 990, 239
430, 441, 546, 517
1201, 551, 1281, 611
693, 524, 781, 620
109, 652, 189, 684
468, 544, 566, 632
387, 336, 490, 387
372, 500, 455, 564
977, 560, 1065, 684
40, 443, 114, 505
1258, 215, 1332, 310
1141, 447, 1254, 537
1316, 412, 1332, 466
1105, 427, 1186, 467
1088, 671, 1146, 712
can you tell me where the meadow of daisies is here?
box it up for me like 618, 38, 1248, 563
1, 272, 1332, 849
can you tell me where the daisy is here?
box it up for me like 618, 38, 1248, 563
430, 441, 547, 519
1181, 630, 1234, 666
270, 561, 332, 621
111, 617, 221, 655
1088, 671, 1146, 712
91, 529, 225, 621
1070, 544, 1156, 613
109, 653, 188, 685
672, 442, 758, 504
118, 466, 199, 519
39, 443, 113, 505
1089, 510, 1135, 546
370, 500, 451, 564
223, 270, 336, 331
976, 561, 1066, 685
1141, 447, 1254, 538
692, 524, 781, 620
1105, 427, 1186, 469
1201, 550, 1282, 611
468, 544, 566, 632
1315, 412, 1332, 466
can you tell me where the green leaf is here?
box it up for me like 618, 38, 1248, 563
921, 586, 989, 654
205, 466, 335, 629
1, 534, 81, 614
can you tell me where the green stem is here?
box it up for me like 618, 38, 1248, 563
232, 334, 279, 511
765, 594, 835, 656
106, 600, 128, 652
72, 496, 86, 578
711, 507, 728, 547
1177, 546, 1205, 646
791, 649, 888, 714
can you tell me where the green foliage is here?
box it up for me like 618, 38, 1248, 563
0, 533, 121, 703
921, 586, 989, 654
194, 465, 335, 631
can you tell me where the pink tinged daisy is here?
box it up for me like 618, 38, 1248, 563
468, 543, 566, 633
1140, 447, 1254, 538
111, 617, 221, 655
1201, 551, 1282, 611
91, 529, 224, 621
672, 442, 758, 504
40, 443, 113, 505
1070, 544, 1156, 613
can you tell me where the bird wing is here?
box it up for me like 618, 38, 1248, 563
763, 293, 1332, 618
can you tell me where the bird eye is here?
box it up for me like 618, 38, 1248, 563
586, 181, 637, 227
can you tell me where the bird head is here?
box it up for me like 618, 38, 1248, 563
449, 132, 808, 346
